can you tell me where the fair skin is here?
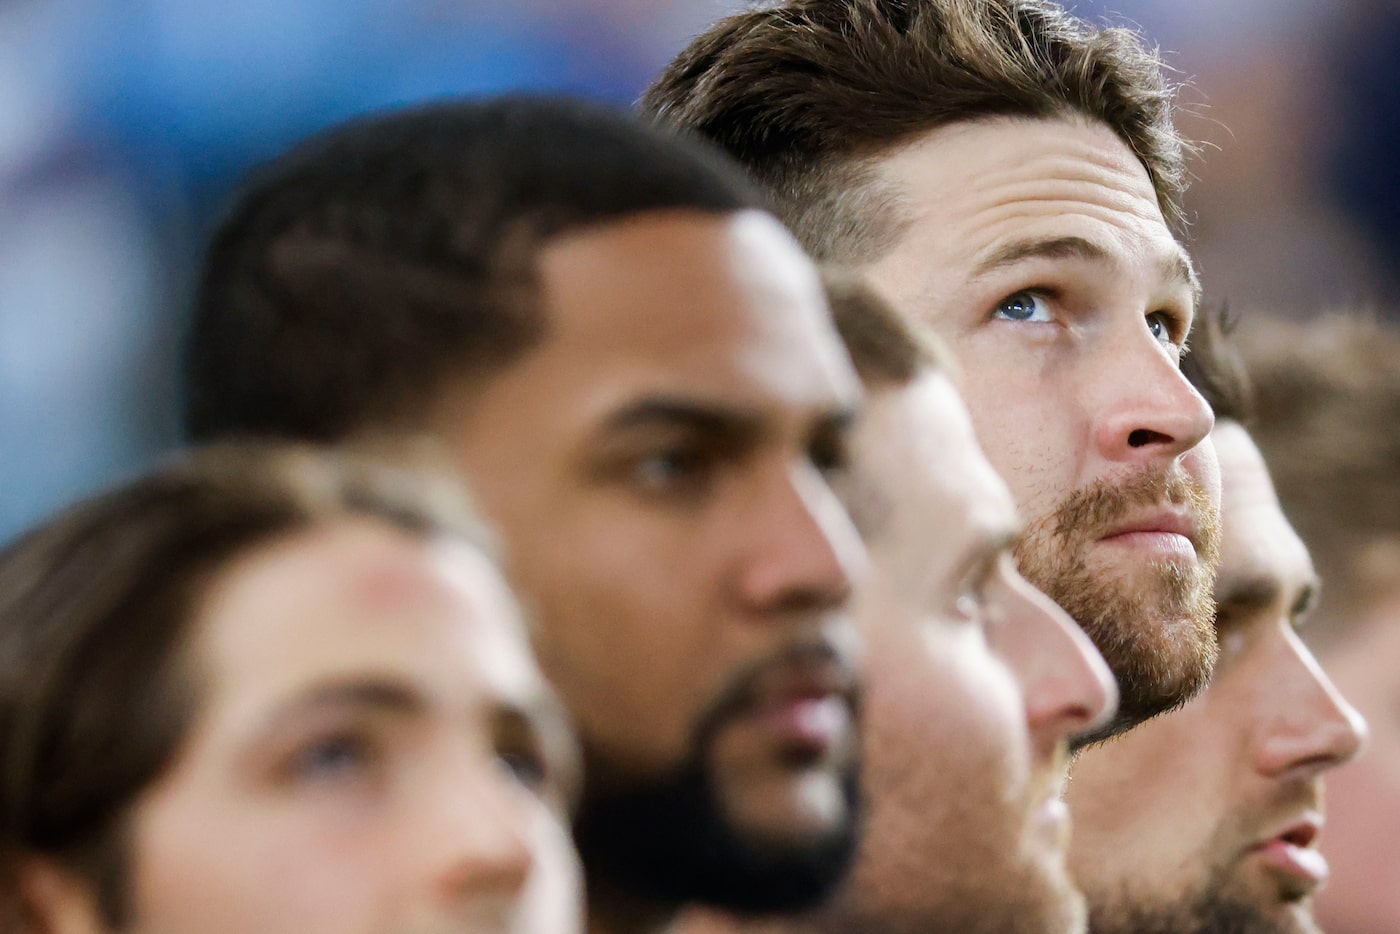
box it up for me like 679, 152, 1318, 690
28, 519, 585, 934
861, 115, 1220, 732
1065, 422, 1367, 934
1311, 581, 1400, 934
684, 371, 1117, 934
433, 209, 866, 931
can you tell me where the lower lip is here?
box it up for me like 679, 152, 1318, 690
1099, 530, 1196, 559
1252, 840, 1329, 889
757, 695, 851, 750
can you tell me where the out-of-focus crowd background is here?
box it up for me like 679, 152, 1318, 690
3, 0, 1398, 542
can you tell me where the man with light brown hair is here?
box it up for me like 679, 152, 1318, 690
646, 0, 1221, 741
1243, 314, 1400, 934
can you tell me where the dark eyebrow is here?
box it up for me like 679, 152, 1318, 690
1216, 575, 1280, 616
599, 397, 766, 440
600, 396, 859, 445
1215, 574, 1320, 625
975, 235, 1201, 304
967, 525, 1025, 589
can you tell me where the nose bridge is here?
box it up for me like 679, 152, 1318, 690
998, 573, 1118, 752
736, 459, 864, 612
1253, 629, 1369, 779
423, 753, 535, 902
1088, 325, 1214, 465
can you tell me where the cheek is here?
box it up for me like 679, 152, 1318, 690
522, 509, 729, 775
1066, 709, 1226, 873
954, 356, 1077, 517
861, 629, 1029, 850
132, 797, 388, 933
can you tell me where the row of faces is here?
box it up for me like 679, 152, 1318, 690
23, 115, 1368, 933
57, 383, 1363, 934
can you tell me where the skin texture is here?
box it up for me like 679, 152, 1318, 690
432, 209, 866, 930
1311, 585, 1400, 934
860, 116, 1220, 733
34, 519, 585, 934
1065, 423, 1368, 934
683, 372, 1117, 934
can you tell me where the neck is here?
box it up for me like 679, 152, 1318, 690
586, 882, 678, 934
681, 910, 813, 934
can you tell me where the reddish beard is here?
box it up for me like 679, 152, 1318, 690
1015, 469, 1222, 743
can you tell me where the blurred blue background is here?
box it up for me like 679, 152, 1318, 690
2, 0, 1396, 541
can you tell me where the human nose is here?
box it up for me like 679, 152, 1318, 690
423, 763, 536, 906
1088, 330, 1215, 467
993, 569, 1118, 758
1252, 629, 1368, 780
735, 461, 866, 616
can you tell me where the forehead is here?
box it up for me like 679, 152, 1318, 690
856, 374, 1016, 562
1214, 423, 1314, 596
530, 208, 860, 412
192, 520, 542, 711
870, 116, 1184, 286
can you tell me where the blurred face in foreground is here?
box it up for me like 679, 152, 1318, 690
808, 371, 1115, 934
437, 210, 867, 916
1066, 422, 1367, 934
36, 519, 584, 934
862, 116, 1221, 737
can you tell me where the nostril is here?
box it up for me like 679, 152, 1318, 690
1127, 428, 1171, 448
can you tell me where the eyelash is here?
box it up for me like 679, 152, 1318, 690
286, 730, 377, 785
991, 288, 1056, 324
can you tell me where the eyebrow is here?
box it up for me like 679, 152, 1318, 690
264, 678, 426, 727
975, 235, 1201, 303
599, 396, 858, 444
966, 525, 1025, 587
1215, 575, 1320, 623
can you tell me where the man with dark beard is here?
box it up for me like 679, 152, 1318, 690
1065, 318, 1367, 934
183, 97, 867, 934
645, 0, 1221, 741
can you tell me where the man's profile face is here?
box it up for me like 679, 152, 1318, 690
438, 209, 867, 911
821, 372, 1115, 934
1310, 571, 1400, 934
121, 521, 584, 933
1064, 421, 1367, 934
861, 115, 1221, 734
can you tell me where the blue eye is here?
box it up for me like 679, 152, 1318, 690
993, 291, 1052, 323
1146, 310, 1176, 345
292, 734, 372, 781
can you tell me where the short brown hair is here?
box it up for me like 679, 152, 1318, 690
1243, 314, 1400, 647
0, 444, 488, 927
185, 95, 761, 444
823, 269, 951, 386
643, 0, 1189, 263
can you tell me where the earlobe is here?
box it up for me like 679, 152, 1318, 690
12, 856, 106, 934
